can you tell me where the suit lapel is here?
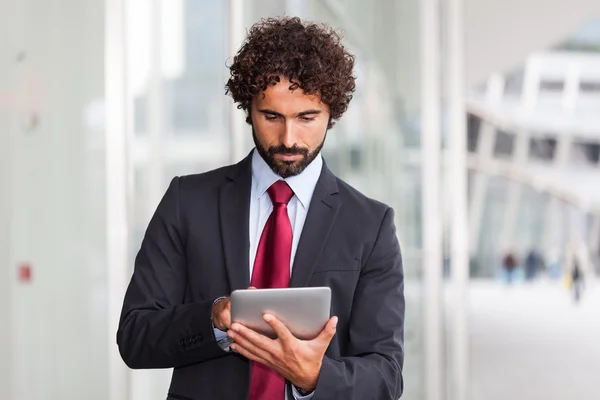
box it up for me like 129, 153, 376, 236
290, 162, 341, 288
219, 153, 252, 291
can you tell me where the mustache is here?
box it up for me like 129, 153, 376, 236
268, 145, 309, 157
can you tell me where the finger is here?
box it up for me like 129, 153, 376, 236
230, 323, 278, 354
315, 316, 338, 344
263, 314, 295, 343
230, 342, 269, 366
228, 328, 273, 362
248, 286, 257, 290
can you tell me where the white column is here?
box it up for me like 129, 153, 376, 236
554, 136, 573, 167
229, 0, 249, 162
469, 121, 496, 256
147, 0, 165, 211
0, 135, 10, 400
129, 2, 175, 399
543, 131, 572, 254
105, 0, 131, 399
589, 213, 600, 261
522, 55, 541, 112
0, 2, 15, 398
468, 73, 504, 257
562, 62, 581, 116
0, 67, 12, 400
544, 199, 566, 256
485, 74, 506, 104
500, 130, 529, 251
501, 182, 522, 250
421, 0, 443, 399
446, 0, 469, 399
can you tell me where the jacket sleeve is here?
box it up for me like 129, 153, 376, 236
116, 177, 227, 369
315, 208, 405, 399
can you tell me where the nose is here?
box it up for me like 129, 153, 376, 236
281, 120, 298, 148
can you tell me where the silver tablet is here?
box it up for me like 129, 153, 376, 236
230, 287, 331, 340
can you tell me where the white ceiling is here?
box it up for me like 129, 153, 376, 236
465, 0, 600, 87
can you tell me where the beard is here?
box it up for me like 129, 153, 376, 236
252, 129, 326, 178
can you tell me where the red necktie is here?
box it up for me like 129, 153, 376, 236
248, 180, 294, 400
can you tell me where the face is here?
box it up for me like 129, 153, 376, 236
251, 77, 330, 178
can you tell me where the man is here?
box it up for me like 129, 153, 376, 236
117, 17, 405, 400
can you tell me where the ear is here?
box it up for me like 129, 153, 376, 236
327, 116, 335, 130
246, 97, 256, 125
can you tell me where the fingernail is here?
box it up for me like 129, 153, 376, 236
227, 331, 234, 339
263, 314, 272, 322
232, 324, 240, 332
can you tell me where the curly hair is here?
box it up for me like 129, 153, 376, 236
225, 17, 356, 129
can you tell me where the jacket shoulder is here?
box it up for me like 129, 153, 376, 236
335, 177, 391, 219
177, 163, 234, 191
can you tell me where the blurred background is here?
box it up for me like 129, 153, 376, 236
1, 0, 599, 399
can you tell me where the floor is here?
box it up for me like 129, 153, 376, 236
469, 279, 600, 400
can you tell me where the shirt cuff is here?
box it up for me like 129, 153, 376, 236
214, 327, 228, 341
214, 329, 232, 351
292, 384, 315, 399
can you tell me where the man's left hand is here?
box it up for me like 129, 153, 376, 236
227, 314, 338, 392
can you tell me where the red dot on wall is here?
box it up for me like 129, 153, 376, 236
18, 264, 32, 283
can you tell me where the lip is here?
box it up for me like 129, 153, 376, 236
275, 154, 302, 161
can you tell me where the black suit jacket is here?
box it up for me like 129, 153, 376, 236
117, 153, 405, 400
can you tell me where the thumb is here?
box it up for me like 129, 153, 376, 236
316, 316, 338, 343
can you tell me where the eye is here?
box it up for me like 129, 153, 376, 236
299, 116, 315, 122
265, 115, 279, 121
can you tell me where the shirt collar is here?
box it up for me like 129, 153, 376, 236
251, 148, 323, 209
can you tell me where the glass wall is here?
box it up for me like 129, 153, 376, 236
303, 3, 426, 399
127, 0, 232, 252
239, 1, 427, 398
125, 1, 233, 397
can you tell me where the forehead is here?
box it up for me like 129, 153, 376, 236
253, 78, 328, 113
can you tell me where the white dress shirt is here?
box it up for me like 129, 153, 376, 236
248, 148, 322, 274
215, 148, 323, 399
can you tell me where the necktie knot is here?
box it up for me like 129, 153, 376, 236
267, 180, 294, 205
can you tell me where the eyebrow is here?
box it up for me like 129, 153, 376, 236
257, 108, 323, 118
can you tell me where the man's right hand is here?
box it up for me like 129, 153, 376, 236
212, 286, 256, 331
212, 297, 231, 331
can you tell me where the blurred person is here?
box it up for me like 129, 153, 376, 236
564, 236, 592, 303
117, 17, 404, 400
502, 250, 518, 284
538, 251, 547, 276
571, 257, 584, 302
565, 234, 594, 272
524, 248, 540, 281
